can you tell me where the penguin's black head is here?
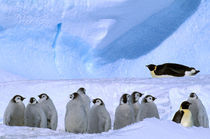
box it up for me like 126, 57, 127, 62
38, 93, 49, 100
77, 87, 86, 94
29, 97, 38, 104
146, 64, 156, 71
131, 91, 144, 103
120, 94, 130, 105
143, 95, 156, 103
70, 92, 79, 100
12, 95, 25, 103
93, 98, 104, 106
189, 92, 198, 99
180, 101, 191, 109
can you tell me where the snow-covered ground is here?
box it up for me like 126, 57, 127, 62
0, 74, 210, 138
0, 0, 209, 79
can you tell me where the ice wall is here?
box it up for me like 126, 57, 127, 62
0, 0, 208, 79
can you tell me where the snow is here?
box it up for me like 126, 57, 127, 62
1, 0, 209, 79
0, 75, 210, 138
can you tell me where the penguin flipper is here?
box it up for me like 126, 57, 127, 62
172, 110, 184, 123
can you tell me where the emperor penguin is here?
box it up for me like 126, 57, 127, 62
87, 98, 111, 133
24, 97, 47, 128
130, 91, 144, 121
146, 63, 200, 77
137, 95, 160, 122
38, 93, 58, 130
3, 95, 25, 126
114, 94, 135, 130
77, 87, 91, 114
65, 92, 88, 133
172, 101, 193, 127
187, 92, 209, 128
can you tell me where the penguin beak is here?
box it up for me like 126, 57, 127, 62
146, 65, 149, 67
38, 95, 41, 98
21, 97, 26, 101
153, 97, 157, 101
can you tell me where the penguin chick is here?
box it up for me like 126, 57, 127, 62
38, 93, 58, 130
146, 63, 200, 77
24, 97, 47, 128
87, 98, 111, 133
137, 95, 160, 122
130, 91, 144, 120
3, 95, 25, 126
188, 92, 209, 128
65, 92, 88, 133
114, 94, 135, 130
172, 101, 193, 127
77, 87, 91, 114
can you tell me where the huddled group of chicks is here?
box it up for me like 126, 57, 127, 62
3, 87, 209, 134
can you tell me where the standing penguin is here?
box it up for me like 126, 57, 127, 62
65, 92, 88, 133
87, 98, 111, 133
187, 92, 209, 128
114, 94, 135, 130
172, 101, 193, 127
38, 93, 58, 130
77, 87, 91, 114
3, 95, 25, 126
137, 95, 160, 122
130, 91, 144, 121
146, 63, 200, 77
24, 97, 47, 128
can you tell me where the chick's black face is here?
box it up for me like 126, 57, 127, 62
77, 87, 86, 94
12, 95, 25, 103
146, 64, 156, 71
144, 95, 156, 103
181, 101, 191, 109
189, 92, 198, 99
131, 91, 143, 103
38, 93, 49, 100
93, 98, 104, 105
120, 94, 130, 104
70, 92, 79, 100
29, 97, 37, 104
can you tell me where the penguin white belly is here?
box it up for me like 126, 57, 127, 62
150, 71, 173, 78
181, 110, 193, 127
184, 70, 195, 76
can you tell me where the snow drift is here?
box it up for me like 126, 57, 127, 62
0, 0, 209, 79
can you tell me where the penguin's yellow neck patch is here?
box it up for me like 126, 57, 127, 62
180, 109, 193, 127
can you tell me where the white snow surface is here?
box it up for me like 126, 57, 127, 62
1, 0, 209, 79
0, 75, 210, 138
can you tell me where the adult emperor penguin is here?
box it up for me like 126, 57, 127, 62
137, 95, 160, 122
146, 63, 200, 77
38, 93, 58, 130
3, 95, 25, 126
114, 94, 135, 130
65, 92, 88, 133
187, 92, 209, 128
130, 91, 144, 120
77, 87, 91, 114
172, 101, 193, 127
87, 98, 111, 133
24, 97, 47, 128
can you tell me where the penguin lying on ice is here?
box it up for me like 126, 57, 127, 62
146, 63, 200, 77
